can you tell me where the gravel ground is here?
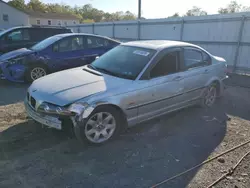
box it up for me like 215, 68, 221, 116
0, 75, 250, 188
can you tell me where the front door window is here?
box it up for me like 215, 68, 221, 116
150, 51, 179, 78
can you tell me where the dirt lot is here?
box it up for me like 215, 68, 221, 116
0, 75, 250, 188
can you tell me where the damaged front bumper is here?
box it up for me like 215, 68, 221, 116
24, 98, 63, 130
0, 62, 26, 82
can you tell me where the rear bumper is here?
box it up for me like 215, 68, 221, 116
222, 75, 229, 87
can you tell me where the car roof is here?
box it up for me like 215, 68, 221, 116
53, 33, 120, 42
7, 26, 70, 30
122, 40, 201, 50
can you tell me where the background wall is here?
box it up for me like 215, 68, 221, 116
0, 1, 29, 29
29, 17, 79, 26
69, 12, 250, 74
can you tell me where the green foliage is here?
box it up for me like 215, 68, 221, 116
27, 0, 46, 12
8, 0, 26, 10
168, 13, 180, 18
82, 19, 95, 23
7, 0, 137, 23
185, 6, 207, 16
218, 1, 250, 14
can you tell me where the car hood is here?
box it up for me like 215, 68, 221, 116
0, 48, 34, 62
28, 66, 132, 106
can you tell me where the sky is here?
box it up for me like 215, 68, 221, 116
23, 0, 250, 18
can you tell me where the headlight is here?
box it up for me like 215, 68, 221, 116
8, 57, 26, 65
37, 102, 73, 116
37, 102, 89, 117
68, 102, 89, 115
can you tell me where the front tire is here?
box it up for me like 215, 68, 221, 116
74, 106, 122, 145
25, 65, 47, 82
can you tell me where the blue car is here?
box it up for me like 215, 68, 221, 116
0, 33, 120, 82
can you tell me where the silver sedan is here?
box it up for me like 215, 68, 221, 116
25, 40, 228, 145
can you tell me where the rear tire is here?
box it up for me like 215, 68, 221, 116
25, 65, 48, 82
201, 84, 217, 107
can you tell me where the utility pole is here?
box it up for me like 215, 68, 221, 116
138, 0, 141, 19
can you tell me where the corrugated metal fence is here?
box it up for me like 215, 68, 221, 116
69, 12, 250, 74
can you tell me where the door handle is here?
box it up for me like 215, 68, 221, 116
173, 76, 183, 81
204, 69, 209, 73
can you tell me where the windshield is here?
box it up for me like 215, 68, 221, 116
30, 36, 62, 51
0, 29, 10, 40
91, 45, 156, 80
0, 27, 12, 37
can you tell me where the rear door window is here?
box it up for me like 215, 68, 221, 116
202, 51, 212, 65
40, 28, 70, 39
184, 48, 212, 69
54, 36, 85, 52
45, 29, 61, 37
86, 36, 110, 48
5, 29, 30, 42
29, 28, 44, 41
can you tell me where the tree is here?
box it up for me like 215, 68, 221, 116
82, 19, 95, 23
185, 6, 207, 16
242, 6, 250, 12
46, 3, 65, 13
218, 1, 241, 14
169, 13, 180, 18
7, 1, 137, 23
8, 0, 26, 10
123, 11, 137, 20
218, 1, 250, 14
102, 12, 113, 22
27, 0, 46, 12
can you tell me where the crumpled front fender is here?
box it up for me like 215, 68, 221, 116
0, 62, 26, 82
71, 100, 126, 123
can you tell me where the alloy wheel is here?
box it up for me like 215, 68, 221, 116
204, 86, 217, 107
30, 67, 46, 80
85, 112, 116, 143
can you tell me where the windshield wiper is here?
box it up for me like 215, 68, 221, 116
95, 67, 134, 80
87, 64, 97, 70
94, 67, 118, 76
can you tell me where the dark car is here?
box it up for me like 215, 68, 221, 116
0, 33, 120, 82
0, 26, 72, 55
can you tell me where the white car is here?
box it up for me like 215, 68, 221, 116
25, 40, 228, 145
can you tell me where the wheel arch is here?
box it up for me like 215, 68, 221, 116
83, 102, 128, 128
205, 77, 221, 96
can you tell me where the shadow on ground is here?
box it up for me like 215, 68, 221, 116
0, 103, 229, 188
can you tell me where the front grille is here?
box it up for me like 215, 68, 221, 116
27, 92, 30, 101
27, 92, 36, 109
30, 96, 36, 109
